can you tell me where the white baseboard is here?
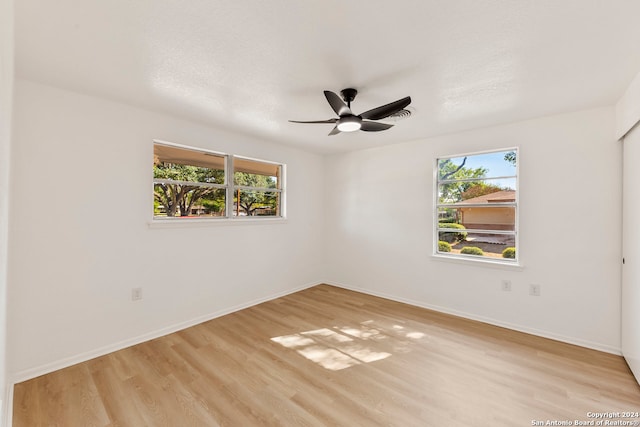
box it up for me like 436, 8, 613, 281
3, 381, 13, 427
324, 281, 622, 356
10, 281, 320, 385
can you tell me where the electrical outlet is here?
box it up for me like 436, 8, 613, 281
529, 284, 541, 297
501, 280, 512, 292
131, 287, 143, 301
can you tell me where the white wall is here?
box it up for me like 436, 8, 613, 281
7, 79, 325, 379
616, 70, 640, 139
325, 107, 622, 353
0, 0, 13, 423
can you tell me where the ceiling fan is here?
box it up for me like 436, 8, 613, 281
289, 88, 412, 136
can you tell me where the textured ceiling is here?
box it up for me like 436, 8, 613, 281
15, 0, 640, 153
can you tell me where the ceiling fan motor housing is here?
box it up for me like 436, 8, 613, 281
340, 88, 358, 104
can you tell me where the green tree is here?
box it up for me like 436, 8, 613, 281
438, 158, 488, 203
234, 172, 277, 216
461, 183, 504, 200
154, 163, 225, 217
504, 151, 516, 165
201, 197, 226, 215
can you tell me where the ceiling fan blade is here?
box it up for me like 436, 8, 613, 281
359, 96, 411, 120
289, 119, 337, 124
328, 126, 341, 136
324, 91, 352, 116
360, 121, 393, 132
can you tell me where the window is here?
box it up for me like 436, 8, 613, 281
435, 148, 518, 263
153, 142, 284, 220
232, 157, 283, 217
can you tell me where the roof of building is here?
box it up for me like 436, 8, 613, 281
458, 190, 516, 204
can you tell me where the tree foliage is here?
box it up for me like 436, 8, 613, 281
153, 163, 280, 217
154, 163, 225, 217
234, 172, 278, 216
438, 157, 488, 203
504, 151, 516, 166
461, 183, 504, 200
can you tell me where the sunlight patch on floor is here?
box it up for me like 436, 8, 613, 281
339, 326, 381, 340
296, 346, 361, 370
271, 325, 395, 370
303, 328, 353, 343
406, 332, 425, 339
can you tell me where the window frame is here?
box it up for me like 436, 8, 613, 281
433, 147, 519, 265
152, 140, 286, 223
230, 155, 285, 218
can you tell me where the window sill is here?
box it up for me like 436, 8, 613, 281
431, 253, 524, 270
148, 217, 288, 228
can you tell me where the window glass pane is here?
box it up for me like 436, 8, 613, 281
234, 157, 280, 189
154, 144, 225, 184
438, 231, 516, 259
458, 206, 515, 231
438, 150, 516, 181
154, 185, 226, 218
438, 178, 516, 204
438, 203, 516, 230
437, 207, 459, 223
233, 190, 279, 217
439, 206, 515, 231
152, 143, 285, 221
435, 148, 518, 263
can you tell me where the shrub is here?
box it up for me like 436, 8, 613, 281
438, 222, 467, 243
438, 217, 457, 224
460, 246, 484, 256
438, 241, 452, 252
502, 247, 516, 259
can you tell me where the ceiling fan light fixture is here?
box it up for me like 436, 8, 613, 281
336, 116, 362, 132
289, 89, 411, 136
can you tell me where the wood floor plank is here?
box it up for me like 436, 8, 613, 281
90, 364, 148, 427
13, 284, 640, 426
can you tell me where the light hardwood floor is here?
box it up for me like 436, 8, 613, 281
13, 285, 640, 426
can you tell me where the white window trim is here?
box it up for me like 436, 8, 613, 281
151, 140, 286, 226
433, 147, 520, 267
431, 253, 525, 270
148, 216, 288, 228
229, 155, 286, 219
